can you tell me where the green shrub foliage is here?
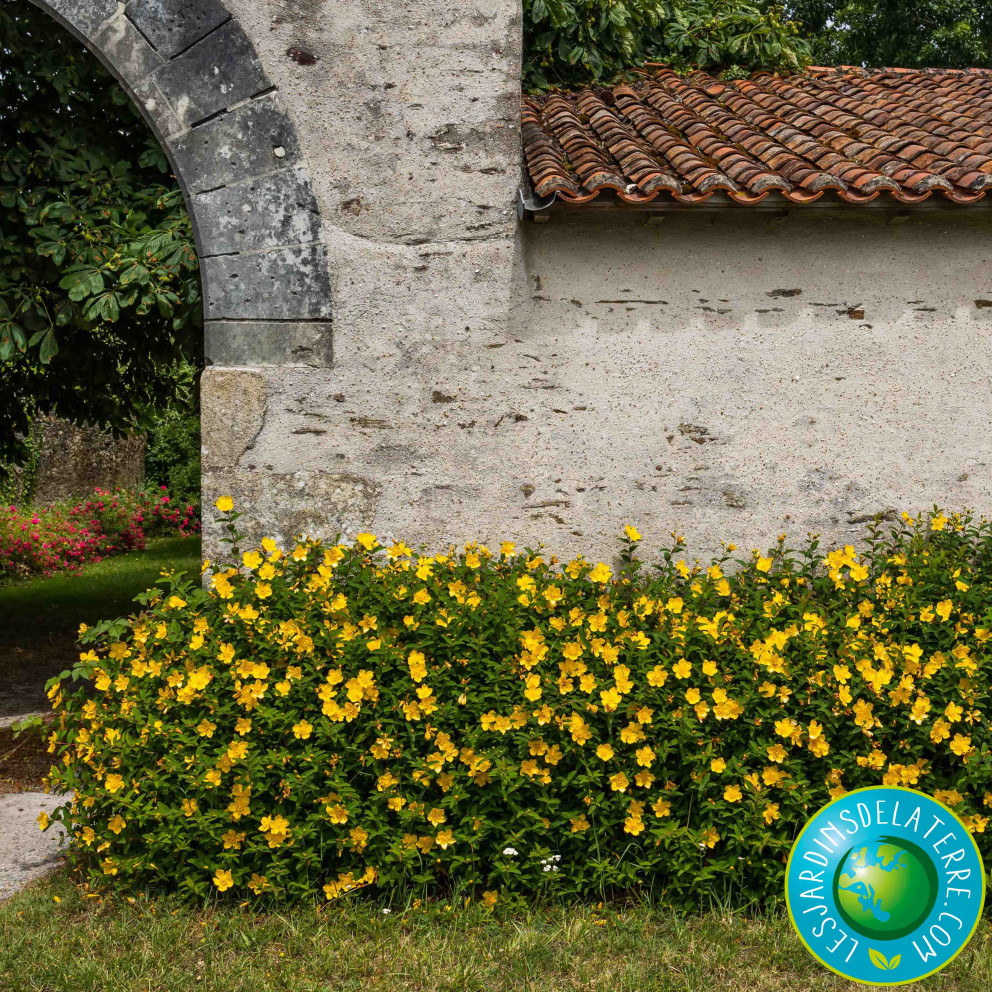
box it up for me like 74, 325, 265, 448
523, 1, 810, 89
43, 505, 992, 906
145, 407, 201, 513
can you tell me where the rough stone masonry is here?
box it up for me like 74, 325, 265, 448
30, 0, 992, 564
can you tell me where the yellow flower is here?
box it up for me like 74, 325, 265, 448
213, 869, 234, 892
104, 773, 124, 793
710, 757, 726, 774
427, 807, 447, 826
436, 829, 455, 849
763, 803, 780, 824
931, 512, 948, 532
595, 743, 614, 762
623, 525, 642, 542
588, 563, 612, 584
37, 811, 50, 832
214, 496, 234, 513
609, 772, 630, 792
483, 890, 499, 907
700, 827, 720, 849
292, 719, 313, 740
623, 815, 645, 835
107, 815, 126, 835
930, 718, 951, 744
723, 785, 742, 803
243, 550, 263, 570
755, 555, 773, 573
949, 734, 973, 757
356, 532, 378, 551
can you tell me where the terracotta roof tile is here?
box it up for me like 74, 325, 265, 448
521, 67, 992, 206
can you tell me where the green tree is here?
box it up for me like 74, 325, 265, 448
523, 0, 811, 89
0, 3, 200, 462
787, 1, 992, 68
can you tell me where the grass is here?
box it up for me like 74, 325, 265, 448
0, 536, 200, 794
0, 535, 201, 640
1, 875, 990, 992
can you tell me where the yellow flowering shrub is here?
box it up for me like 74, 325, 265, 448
41, 505, 992, 905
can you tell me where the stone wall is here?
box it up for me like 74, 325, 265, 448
203, 0, 526, 553
28, 417, 145, 506
518, 208, 992, 559
33, 0, 992, 563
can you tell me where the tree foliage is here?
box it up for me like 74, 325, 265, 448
787, 2, 992, 68
0, 3, 200, 461
523, 0, 811, 89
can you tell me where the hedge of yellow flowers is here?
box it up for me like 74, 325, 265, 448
41, 503, 992, 906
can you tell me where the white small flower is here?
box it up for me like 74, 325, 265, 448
382, 908, 391, 914
543, 864, 551, 872
552, 854, 561, 862
552, 865, 559, 872
502, 847, 518, 857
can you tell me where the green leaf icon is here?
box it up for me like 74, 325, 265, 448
869, 948, 890, 970
888, 955, 901, 970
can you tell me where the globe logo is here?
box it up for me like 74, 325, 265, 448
786, 787, 986, 985
834, 837, 938, 940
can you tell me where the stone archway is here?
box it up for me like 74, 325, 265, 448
30, 0, 333, 368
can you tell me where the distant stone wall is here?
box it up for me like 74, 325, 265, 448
30, 417, 145, 506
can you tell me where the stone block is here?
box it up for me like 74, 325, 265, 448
130, 75, 185, 138
193, 167, 322, 256
153, 21, 269, 127
92, 13, 164, 84
125, 0, 230, 59
200, 368, 267, 468
167, 94, 302, 194
201, 469, 380, 558
204, 321, 333, 367
40, 0, 117, 37
201, 244, 333, 321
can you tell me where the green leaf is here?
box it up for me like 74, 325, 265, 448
868, 948, 890, 970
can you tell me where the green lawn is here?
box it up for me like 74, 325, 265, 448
1, 875, 990, 992
0, 535, 201, 640
0, 536, 200, 792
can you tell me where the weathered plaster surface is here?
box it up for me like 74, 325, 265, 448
514, 211, 992, 559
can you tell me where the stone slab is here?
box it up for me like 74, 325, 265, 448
130, 75, 185, 139
201, 243, 333, 321
125, 0, 230, 59
193, 167, 322, 257
38, 0, 117, 37
153, 20, 269, 127
201, 469, 381, 558
205, 320, 333, 367
92, 12, 164, 82
200, 368, 267, 468
0, 793, 68, 902
167, 94, 302, 194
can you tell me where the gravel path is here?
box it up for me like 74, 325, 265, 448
0, 791, 69, 900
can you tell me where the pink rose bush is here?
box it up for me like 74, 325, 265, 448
0, 486, 199, 580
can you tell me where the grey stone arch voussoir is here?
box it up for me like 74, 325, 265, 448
29, 0, 333, 368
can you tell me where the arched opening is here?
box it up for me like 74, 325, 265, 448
0, 0, 328, 789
